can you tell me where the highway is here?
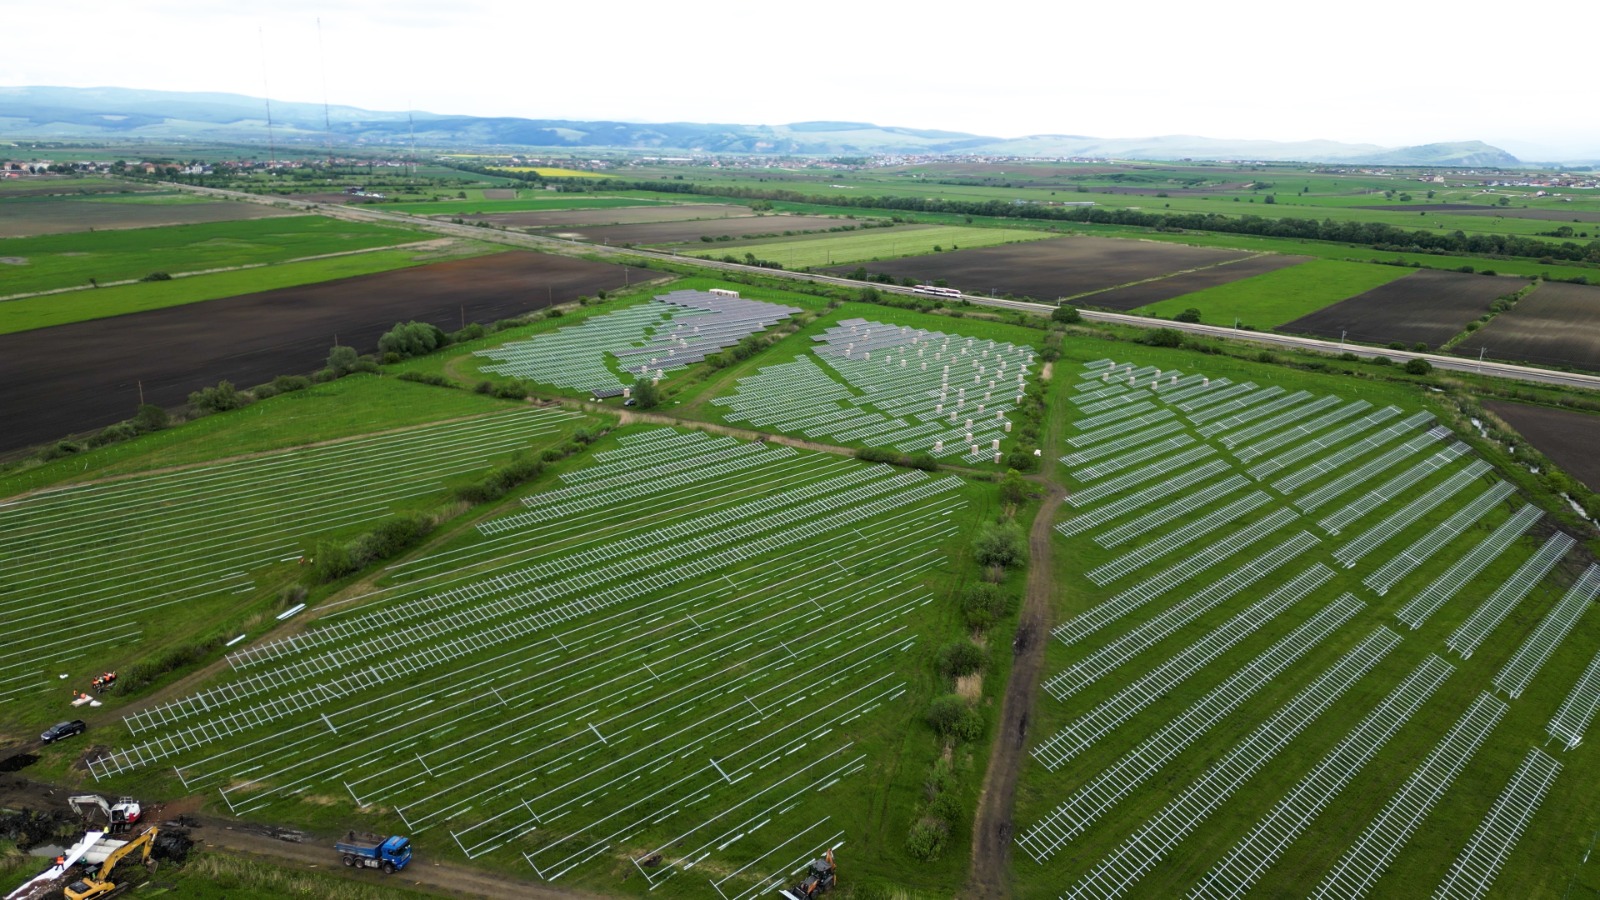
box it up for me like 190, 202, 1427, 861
167, 182, 1600, 395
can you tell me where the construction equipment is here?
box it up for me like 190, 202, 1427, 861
62, 827, 158, 900
67, 796, 142, 833
778, 848, 836, 899
334, 832, 412, 874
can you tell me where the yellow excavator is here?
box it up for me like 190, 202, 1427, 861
62, 826, 158, 900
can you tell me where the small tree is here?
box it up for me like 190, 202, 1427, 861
1141, 328, 1183, 348
1051, 304, 1081, 324
960, 583, 1011, 631
973, 521, 1025, 573
327, 344, 360, 377
189, 380, 246, 413
937, 641, 986, 679
132, 403, 170, 433
1404, 358, 1433, 375
999, 469, 1029, 507
1175, 307, 1202, 324
634, 378, 661, 410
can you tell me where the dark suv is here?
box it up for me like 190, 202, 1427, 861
41, 720, 86, 744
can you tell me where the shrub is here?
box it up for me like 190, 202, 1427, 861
1404, 357, 1433, 375
452, 322, 486, 342
905, 818, 949, 862
494, 381, 528, 400
1141, 328, 1183, 348
937, 641, 986, 679
327, 344, 360, 377
189, 380, 248, 413
1175, 307, 1202, 324
377, 321, 447, 359
272, 375, 311, 393
120, 636, 224, 691
455, 452, 544, 504
88, 421, 140, 448
1051, 304, 1081, 324
1387, 341, 1408, 350
312, 513, 433, 582
132, 403, 170, 433
474, 381, 495, 394
40, 440, 85, 461
1339, 352, 1360, 362
926, 695, 985, 742
973, 521, 1025, 570
960, 583, 1010, 631
1412, 341, 1429, 352
140, 271, 172, 282
397, 371, 454, 388
1372, 355, 1393, 366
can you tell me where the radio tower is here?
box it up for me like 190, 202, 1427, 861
259, 26, 277, 171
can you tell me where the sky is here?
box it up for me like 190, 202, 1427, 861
3, 0, 1593, 160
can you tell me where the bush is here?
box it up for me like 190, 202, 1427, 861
1339, 352, 1360, 362
937, 641, 986, 679
1175, 307, 1202, 324
455, 451, 545, 504
905, 818, 949, 862
377, 321, 447, 359
925, 695, 985, 742
1051, 304, 1082, 324
397, 371, 454, 388
120, 636, 224, 691
452, 322, 486, 343
960, 583, 1010, 631
39, 440, 85, 461
140, 271, 172, 282
327, 345, 360, 377
88, 421, 140, 448
973, 521, 1025, 570
189, 380, 249, 413
1387, 341, 1408, 350
1404, 357, 1433, 375
1372, 355, 1393, 366
272, 375, 311, 393
1412, 341, 1429, 352
1141, 328, 1183, 348
494, 381, 528, 400
132, 403, 170, 433
311, 513, 434, 582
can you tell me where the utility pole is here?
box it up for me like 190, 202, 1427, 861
1478, 346, 1486, 374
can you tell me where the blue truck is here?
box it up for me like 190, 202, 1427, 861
334, 832, 412, 874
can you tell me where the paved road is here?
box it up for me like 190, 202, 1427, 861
169, 183, 1600, 396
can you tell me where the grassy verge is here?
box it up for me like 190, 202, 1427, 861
1134, 259, 1413, 328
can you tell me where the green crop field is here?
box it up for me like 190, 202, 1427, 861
1134, 259, 1413, 329
0, 215, 419, 297
701, 225, 1049, 269
0, 240, 500, 335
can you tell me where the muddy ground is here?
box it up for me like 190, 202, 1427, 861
1457, 281, 1600, 372
0, 251, 639, 455
1280, 269, 1523, 348
828, 235, 1253, 301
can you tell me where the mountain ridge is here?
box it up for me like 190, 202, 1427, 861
0, 86, 1524, 166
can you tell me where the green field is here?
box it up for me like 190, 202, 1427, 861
0, 240, 500, 335
706, 225, 1050, 269
1134, 259, 1414, 328
0, 215, 418, 296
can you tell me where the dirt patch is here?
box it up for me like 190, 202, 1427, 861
1456, 281, 1600, 372
0, 256, 26, 265
955, 672, 983, 701
1084, 254, 1312, 310
460, 203, 751, 229
1484, 400, 1600, 491
826, 236, 1253, 302
0, 753, 37, 772
1279, 269, 1525, 348
541, 214, 855, 247
0, 251, 638, 454
481, 189, 517, 200
0, 197, 296, 238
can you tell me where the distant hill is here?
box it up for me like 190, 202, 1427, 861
0, 86, 1523, 166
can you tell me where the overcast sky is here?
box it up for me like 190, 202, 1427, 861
4, 0, 1592, 159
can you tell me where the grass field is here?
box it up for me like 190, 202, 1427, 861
0, 241, 500, 335
1135, 259, 1413, 329
0, 216, 418, 297
703, 225, 1050, 269
490, 166, 609, 178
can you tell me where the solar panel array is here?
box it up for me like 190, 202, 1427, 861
713, 318, 1036, 461
1015, 357, 1592, 898
476, 290, 801, 397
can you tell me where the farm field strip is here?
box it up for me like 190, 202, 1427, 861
1432, 747, 1563, 900
1310, 693, 1507, 900
712, 318, 1035, 459
1492, 564, 1600, 699
1190, 653, 1456, 900
0, 407, 578, 699
91, 431, 970, 891
1547, 650, 1600, 750
704, 225, 1048, 269
1062, 627, 1402, 900
477, 290, 802, 397
1445, 532, 1576, 656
